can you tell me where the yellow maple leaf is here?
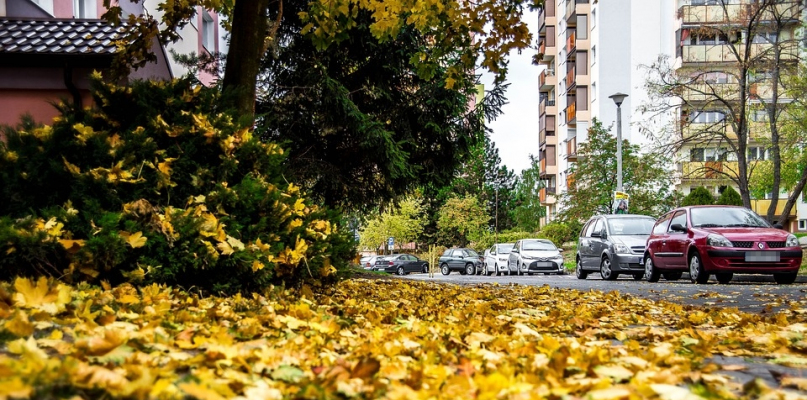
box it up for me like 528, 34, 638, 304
217, 240, 234, 256
73, 123, 95, 144
119, 231, 147, 248
226, 235, 245, 251
252, 260, 265, 272
4, 310, 34, 337
58, 239, 86, 254
62, 157, 82, 175
13, 277, 71, 315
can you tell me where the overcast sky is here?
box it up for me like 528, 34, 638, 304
480, 9, 541, 175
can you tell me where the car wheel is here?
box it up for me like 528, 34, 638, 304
662, 272, 682, 281
600, 257, 618, 280
575, 258, 588, 280
465, 263, 475, 275
774, 271, 798, 284
397, 266, 406, 276
528, 272, 534, 276
441, 264, 450, 275
644, 256, 660, 283
544, 273, 551, 276
716, 272, 733, 284
422, 265, 428, 273
632, 273, 644, 281
689, 252, 709, 284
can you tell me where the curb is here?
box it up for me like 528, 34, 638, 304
730, 274, 807, 283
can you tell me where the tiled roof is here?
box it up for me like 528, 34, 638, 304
0, 18, 125, 56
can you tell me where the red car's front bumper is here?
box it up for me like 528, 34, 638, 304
703, 247, 802, 273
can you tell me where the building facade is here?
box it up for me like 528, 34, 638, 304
537, 0, 676, 223
0, 0, 224, 127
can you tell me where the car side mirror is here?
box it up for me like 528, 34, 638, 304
774, 223, 784, 230
591, 231, 601, 238
484, 250, 490, 257
670, 223, 687, 232
512, 249, 519, 253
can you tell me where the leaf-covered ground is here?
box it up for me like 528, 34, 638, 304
2, 277, 807, 399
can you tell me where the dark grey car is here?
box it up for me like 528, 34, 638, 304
438, 248, 484, 275
374, 254, 429, 275
576, 214, 656, 280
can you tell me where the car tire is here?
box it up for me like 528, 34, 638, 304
644, 256, 660, 283
632, 273, 644, 281
715, 272, 733, 284
397, 267, 406, 276
689, 252, 709, 284
422, 265, 428, 273
441, 264, 450, 275
465, 263, 475, 275
544, 273, 550, 276
528, 272, 534, 276
600, 257, 618, 280
575, 258, 588, 280
663, 272, 682, 281
774, 271, 798, 284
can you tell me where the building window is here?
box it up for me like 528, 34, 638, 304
591, 45, 596, 65
748, 147, 766, 161
703, 72, 729, 84
576, 15, 588, 40
690, 148, 704, 162
202, 11, 215, 52
74, 0, 97, 18
689, 110, 726, 124
591, 83, 596, 102
799, 220, 807, 231
750, 110, 768, 122
31, 0, 54, 15
591, 9, 596, 28
752, 32, 778, 44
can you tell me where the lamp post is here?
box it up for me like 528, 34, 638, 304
608, 92, 629, 193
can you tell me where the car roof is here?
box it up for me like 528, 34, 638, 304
495, 242, 515, 246
595, 214, 656, 219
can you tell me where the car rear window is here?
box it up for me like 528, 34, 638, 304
497, 244, 514, 253
608, 218, 655, 235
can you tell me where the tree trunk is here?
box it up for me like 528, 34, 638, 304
779, 167, 807, 229
221, 0, 272, 118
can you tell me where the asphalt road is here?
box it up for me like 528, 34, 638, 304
401, 271, 807, 315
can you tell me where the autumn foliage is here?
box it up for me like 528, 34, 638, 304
0, 78, 354, 294
2, 277, 807, 399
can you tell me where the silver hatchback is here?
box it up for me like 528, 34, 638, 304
575, 214, 656, 280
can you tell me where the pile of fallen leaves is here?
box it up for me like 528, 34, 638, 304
2, 277, 807, 399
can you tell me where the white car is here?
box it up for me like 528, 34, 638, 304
508, 239, 565, 275
484, 243, 515, 275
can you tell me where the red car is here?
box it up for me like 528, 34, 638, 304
644, 205, 802, 284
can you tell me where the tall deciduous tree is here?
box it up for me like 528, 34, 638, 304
559, 120, 677, 222
643, 0, 801, 222
103, 0, 541, 118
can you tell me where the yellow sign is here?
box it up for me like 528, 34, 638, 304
613, 192, 629, 214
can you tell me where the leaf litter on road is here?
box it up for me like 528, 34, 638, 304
1, 277, 807, 399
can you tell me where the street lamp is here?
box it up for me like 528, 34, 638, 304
608, 92, 629, 193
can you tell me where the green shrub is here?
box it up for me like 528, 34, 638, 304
682, 187, 715, 206
0, 78, 354, 294
716, 186, 743, 206
537, 223, 573, 247
472, 231, 536, 251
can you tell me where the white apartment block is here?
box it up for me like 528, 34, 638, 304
537, 0, 676, 223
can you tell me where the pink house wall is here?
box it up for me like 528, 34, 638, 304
196, 6, 218, 86
0, 89, 93, 127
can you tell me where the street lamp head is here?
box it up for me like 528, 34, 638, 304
609, 92, 629, 107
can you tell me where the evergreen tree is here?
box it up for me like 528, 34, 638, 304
716, 187, 743, 206
682, 187, 716, 206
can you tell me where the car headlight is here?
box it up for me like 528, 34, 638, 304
786, 234, 799, 247
614, 243, 631, 255
707, 234, 733, 247
522, 255, 535, 260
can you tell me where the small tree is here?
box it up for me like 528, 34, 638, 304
682, 187, 715, 206
359, 195, 426, 253
716, 187, 744, 206
437, 194, 489, 247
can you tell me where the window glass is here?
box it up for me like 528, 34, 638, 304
583, 219, 597, 237
592, 219, 604, 235
691, 207, 770, 227
497, 243, 514, 253
521, 240, 557, 251
576, 15, 588, 40
442, 249, 451, 256
452, 250, 464, 257
653, 214, 672, 235
466, 249, 479, 257
668, 211, 688, 232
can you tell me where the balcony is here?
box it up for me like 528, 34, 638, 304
539, 69, 557, 92
565, 66, 576, 90
566, 32, 576, 54
679, 2, 799, 26
681, 161, 738, 180
682, 42, 799, 64
681, 122, 737, 140
538, 9, 546, 33
539, 97, 556, 116
565, 102, 576, 124
539, 158, 558, 179
566, 0, 590, 24
539, 36, 556, 63
567, 172, 575, 190
566, 136, 578, 161
539, 186, 557, 205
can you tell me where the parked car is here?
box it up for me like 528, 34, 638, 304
576, 214, 656, 280
644, 205, 802, 284
508, 239, 565, 275
439, 248, 484, 275
373, 254, 429, 275
361, 255, 380, 270
484, 243, 515, 275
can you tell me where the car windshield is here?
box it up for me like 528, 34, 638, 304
691, 207, 770, 228
522, 241, 556, 251
466, 250, 479, 257
497, 244, 514, 253
608, 218, 655, 235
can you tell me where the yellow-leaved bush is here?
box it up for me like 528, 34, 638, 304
0, 78, 354, 294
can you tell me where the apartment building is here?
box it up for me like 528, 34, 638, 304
0, 0, 224, 126
537, 0, 676, 223
673, 0, 805, 231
